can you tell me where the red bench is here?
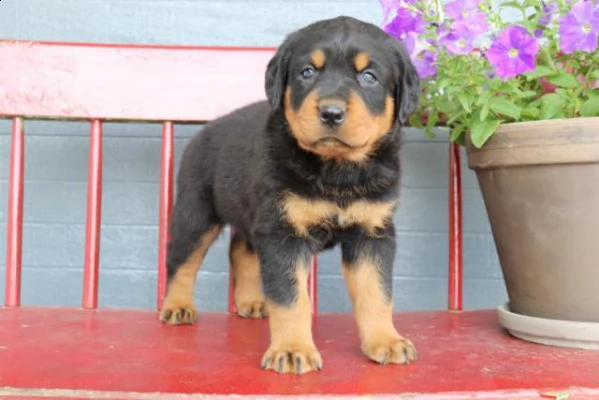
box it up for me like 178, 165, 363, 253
1, 40, 598, 399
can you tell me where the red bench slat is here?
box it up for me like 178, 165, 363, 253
2, 308, 598, 398
0, 41, 275, 122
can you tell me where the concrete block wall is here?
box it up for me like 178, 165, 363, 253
0, 0, 507, 312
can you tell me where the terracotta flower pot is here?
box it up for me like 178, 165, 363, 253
466, 117, 599, 349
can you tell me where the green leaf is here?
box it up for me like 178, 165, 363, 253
590, 70, 599, 80
457, 92, 474, 113
436, 100, 457, 114
525, 66, 555, 80
548, 72, 580, 88
502, 1, 524, 10
470, 119, 502, 148
521, 106, 540, 119
539, 93, 565, 120
408, 113, 424, 129
520, 90, 537, 98
437, 78, 452, 91
480, 103, 490, 121
425, 111, 439, 139
580, 97, 599, 117
475, 91, 493, 106
450, 124, 465, 143
497, 83, 513, 93
490, 97, 521, 119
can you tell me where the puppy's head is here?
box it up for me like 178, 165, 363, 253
265, 16, 420, 162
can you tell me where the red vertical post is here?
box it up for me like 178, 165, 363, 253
448, 142, 464, 311
309, 255, 318, 315
157, 121, 174, 311
227, 226, 237, 314
227, 227, 237, 314
5, 117, 25, 308
82, 120, 104, 309
228, 270, 236, 314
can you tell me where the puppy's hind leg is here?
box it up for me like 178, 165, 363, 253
160, 186, 222, 325
230, 232, 267, 318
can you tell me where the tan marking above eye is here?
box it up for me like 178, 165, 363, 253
279, 192, 396, 236
354, 52, 370, 72
310, 49, 326, 69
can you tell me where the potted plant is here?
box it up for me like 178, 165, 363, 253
380, 0, 599, 349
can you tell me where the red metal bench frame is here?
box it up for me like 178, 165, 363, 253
2, 40, 597, 400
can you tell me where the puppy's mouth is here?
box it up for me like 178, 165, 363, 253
308, 136, 366, 150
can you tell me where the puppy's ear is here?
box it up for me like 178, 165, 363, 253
265, 35, 295, 110
392, 39, 421, 124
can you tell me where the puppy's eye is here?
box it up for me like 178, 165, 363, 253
360, 71, 378, 85
300, 67, 315, 79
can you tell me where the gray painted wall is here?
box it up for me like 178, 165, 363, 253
0, 0, 507, 313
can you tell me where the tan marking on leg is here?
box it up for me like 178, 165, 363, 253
261, 265, 322, 374
310, 49, 326, 69
354, 52, 370, 72
230, 239, 267, 318
160, 225, 222, 325
343, 258, 417, 364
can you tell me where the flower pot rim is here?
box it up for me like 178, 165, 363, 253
493, 116, 599, 134
465, 116, 599, 169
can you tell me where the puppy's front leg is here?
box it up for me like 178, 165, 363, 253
341, 225, 417, 365
255, 235, 322, 374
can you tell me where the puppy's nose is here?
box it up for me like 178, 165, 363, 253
319, 104, 346, 126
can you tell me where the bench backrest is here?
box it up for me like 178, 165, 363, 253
0, 41, 275, 122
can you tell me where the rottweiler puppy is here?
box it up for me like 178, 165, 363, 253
159, 15, 421, 375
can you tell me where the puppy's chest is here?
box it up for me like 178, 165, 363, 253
279, 192, 396, 236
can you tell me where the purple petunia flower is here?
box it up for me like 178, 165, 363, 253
558, 0, 599, 54
412, 50, 437, 78
379, 0, 401, 24
535, 2, 558, 38
486, 25, 540, 79
438, 21, 481, 55
384, 6, 425, 40
445, 0, 482, 21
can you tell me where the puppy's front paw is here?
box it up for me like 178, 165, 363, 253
159, 303, 198, 325
362, 333, 417, 364
261, 344, 323, 374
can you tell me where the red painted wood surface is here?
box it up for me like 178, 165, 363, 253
157, 121, 174, 310
0, 308, 597, 398
82, 120, 103, 309
0, 40, 275, 122
4, 118, 25, 307
448, 143, 463, 311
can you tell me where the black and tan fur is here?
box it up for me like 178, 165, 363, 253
159, 16, 421, 375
